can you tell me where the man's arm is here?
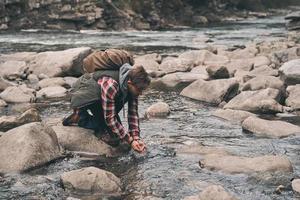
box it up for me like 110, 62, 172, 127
128, 96, 140, 139
98, 77, 129, 140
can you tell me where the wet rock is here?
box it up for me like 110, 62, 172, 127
241, 76, 284, 91
271, 47, 300, 67
213, 109, 256, 124
135, 54, 161, 76
63, 77, 78, 88
61, 167, 121, 197
27, 74, 39, 84
52, 125, 115, 156
201, 154, 292, 174
0, 76, 15, 92
180, 78, 239, 105
224, 88, 283, 114
177, 144, 230, 156
249, 65, 279, 77
0, 60, 26, 80
225, 59, 254, 75
279, 59, 300, 85
159, 57, 194, 74
190, 66, 210, 80
0, 122, 61, 173
151, 72, 206, 91
38, 77, 67, 88
0, 85, 36, 103
36, 86, 67, 100
184, 185, 238, 200
286, 85, 300, 110
0, 108, 41, 132
292, 179, 300, 193
0, 99, 7, 107
206, 65, 230, 79
242, 116, 300, 138
145, 102, 170, 118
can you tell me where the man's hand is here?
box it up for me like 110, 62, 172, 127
131, 139, 146, 153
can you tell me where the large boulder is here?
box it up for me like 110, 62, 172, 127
241, 76, 284, 91
51, 125, 115, 156
271, 47, 300, 67
0, 60, 27, 80
36, 86, 67, 100
224, 88, 284, 114
213, 109, 256, 124
224, 59, 254, 75
206, 65, 230, 79
180, 79, 239, 105
279, 59, 300, 85
190, 66, 210, 80
249, 65, 279, 77
145, 102, 170, 118
159, 57, 194, 74
251, 56, 271, 68
242, 116, 300, 138
184, 185, 238, 200
0, 85, 36, 103
177, 144, 230, 156
38, 77, 67, 88
0, 108, 41, 131
135, 54, 161, 77
292, 179, 300, 193
200, 154, 293, 174
0, 122, 61, 173
151, 72, 206, 91
286, 85, 300, 110
220, 47, 257, 59
61, 167, 121, 197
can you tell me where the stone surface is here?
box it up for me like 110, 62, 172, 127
38, 77, 67, 88
177, 144, 230, 156
213, 109, 256, 124
0, 122, 61, 173
151, 72, 206, 91
184, 185, 238, 200
279, 59, 300, 85
36, 86, 67, 99
242, 116, 300, 138
0, 108, 41, 132
206, 65, 230, 79
286, 85, 300, 110
224, 59, 254, 75
241, 76, 284, 91
63, 77, 78, 88
0, 60, 26, 79
224, 88, 283, 113
249, 65, 279, 77
0, 76, 15, 92
135, 55, 161, 77
145, 102, 170, 118
292, 179, 300, 193
190, 66, 210, 80
271, 47, 300, 67
52, 125, 115, 156
201, 154, 293, 174
0, 99, 7, 107
61, 167, 121, 197
0, 85, 36, 103
180, 79, 239, 105
159, 57, 194, 74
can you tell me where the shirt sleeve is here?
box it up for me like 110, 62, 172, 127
98, 77, 129, 139
128, 96, 140, 138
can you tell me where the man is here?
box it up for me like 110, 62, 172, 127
63, 63, 151, 153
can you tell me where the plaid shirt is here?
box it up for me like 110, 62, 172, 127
98, 77, 140, 139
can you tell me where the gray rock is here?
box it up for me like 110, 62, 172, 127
271, 47, 300, 67
135, 53, 162, 64
63, 77, 78, 88
0, 60, 26, 80
151, 72, 206, 91
249, 65, 279, 77
180, 78, 239, 105
38, 73, 49, 80
177, 144, 230, 156
242, 76, 284, 91
0, 122, 61, 173
292, 179, 300, 193
201, 154, 293, 174
159, 57, 194, 74
225, 59, 254, 76
285, 11, 300, 20
135, 56, 161, 77
206, 65, 230, 79
0, 108, 41, 132
220, 47, 257, 59
0, 99, 7, 107
286, 85, 300, 110
213, 109, 256, 124
279, 59, 300, 85
0, 76, 15, 92
61, 167, 121, 197
38, 77, 67, 88
190, 66, 210, 80
252, 56, 271, 68
184, 185, 238, 200
145, 102, 170, 118
224, 88, 283, 114
36, 86, 67, 99
52, 125, 115, 156
27, 74, 39, 84
0, 85, 36, 103
242, 116, 300, 138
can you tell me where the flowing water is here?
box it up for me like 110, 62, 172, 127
1, 15, 300, 200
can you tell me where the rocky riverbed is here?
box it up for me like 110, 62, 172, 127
1, 14, 300, 200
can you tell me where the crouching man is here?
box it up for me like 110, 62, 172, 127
63, 64, 151, 153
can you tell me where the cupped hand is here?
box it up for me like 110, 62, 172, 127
131, 140, 146, 153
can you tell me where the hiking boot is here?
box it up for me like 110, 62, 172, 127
62, 109, 80, 126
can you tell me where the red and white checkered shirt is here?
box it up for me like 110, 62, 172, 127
98, 77, 140, 139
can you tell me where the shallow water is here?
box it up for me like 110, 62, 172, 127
1, 14, 300, 200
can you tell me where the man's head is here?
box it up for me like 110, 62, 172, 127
127, 65, 151, 97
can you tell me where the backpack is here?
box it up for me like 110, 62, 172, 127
83, 49, 134, 73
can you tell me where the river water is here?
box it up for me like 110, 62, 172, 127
1, 15, 300, 200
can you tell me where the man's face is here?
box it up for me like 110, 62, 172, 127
127, 80, 143, 97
